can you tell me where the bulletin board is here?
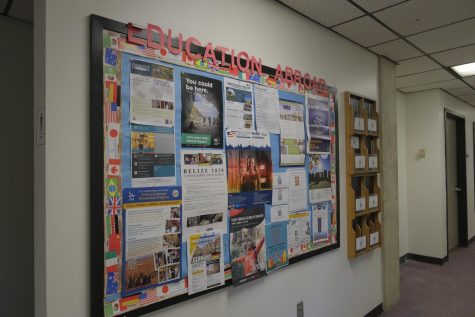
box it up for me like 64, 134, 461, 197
90, 15, 340, 317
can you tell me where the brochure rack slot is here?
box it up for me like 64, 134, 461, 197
345, 92, 382, 259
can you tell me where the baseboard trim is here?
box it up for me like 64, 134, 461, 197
401, 253, 448, 265
364, 303, 383, 317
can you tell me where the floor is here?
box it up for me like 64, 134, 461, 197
380, 242, 475, 317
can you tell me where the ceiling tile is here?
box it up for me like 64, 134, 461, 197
398, 79, 466, 93
352, 0, 407, 13
332, 16, 397, 47
279, 0, 365, 27
431, 44, 475, 67
396, 56, 441, 76
396, 69, 454, 88
374, 0, 475, 36
8, 0, 33, 22
446, 86, 475, 96
464, 75, 475, 86
369, 39, 422, 61
407, 18, 475, 53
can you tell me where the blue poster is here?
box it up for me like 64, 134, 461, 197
265, 221, 288, 272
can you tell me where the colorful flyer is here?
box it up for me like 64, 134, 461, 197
181, 72, 223, 148
287, 210, 311, 258
311, 202, 330, 244
226, 130, 273, 206
279, 99, 305, 166
265, 222, 288, 272
306, 91, 331, 154
308, 154, 332, 204
122, 186, 182, 296
230, 204, 267, 286
130, 125, 176, 187
187, 230, 225, 295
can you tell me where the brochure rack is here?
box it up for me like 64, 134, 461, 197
345, 92, 382, 259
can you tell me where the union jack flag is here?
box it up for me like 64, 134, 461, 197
108, 196, 121, 216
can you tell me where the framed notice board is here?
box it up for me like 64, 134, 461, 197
90, 14, 340, 317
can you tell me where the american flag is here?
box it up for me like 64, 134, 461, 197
138, 289, 159, 307
105, 101, 120, 123
108, 196, 121, 216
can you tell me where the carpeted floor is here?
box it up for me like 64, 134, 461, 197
380, 242, 475, 317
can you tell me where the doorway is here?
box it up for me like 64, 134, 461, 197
444, 110, 468, 254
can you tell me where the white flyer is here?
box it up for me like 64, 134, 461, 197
270, 204, 289, 222
224, 78, 254, 131
279, 100, 306, 166
272, 188, 289, 206
130, 59, 175, 127
181, 149, 228, 238
254, 84, 280, 134
287, 168, 308, 212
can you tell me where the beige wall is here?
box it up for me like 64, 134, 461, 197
0, 15, 34, 317
397, 92, 408, 257
35, 0, 384, 317
402, 89, 475, 258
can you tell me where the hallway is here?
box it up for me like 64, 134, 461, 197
381, 242, 475, 317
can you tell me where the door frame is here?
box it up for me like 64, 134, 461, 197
444, 109, 468, 256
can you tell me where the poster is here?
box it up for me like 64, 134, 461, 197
230, 204, 267, 286
279, 100, 305, 166
287, 210, 311, 258
131, 125, 176, 187
306, 92, 331, 154
287, 168, 308, 212
312, 202, 330, 244
130, 60, 175, 127
187, 230, 225, 294
181, 149, 228, 237
226, 130, 273, 206
181, 72, 223, 148
224, 78, 254, 131
308, 154, 331, 204
254, 85, 280, 134
265, 222, 288, 272
122, 186, 182, 295
270, 204, 289, 223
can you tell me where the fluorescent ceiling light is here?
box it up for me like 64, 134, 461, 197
451, 62, 475, 77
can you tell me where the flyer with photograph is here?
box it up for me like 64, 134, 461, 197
311, 202, 330, 244
308, 154, 332, 204
287, 210, 311, 258
122, 186, 182, 295
287, 168, 308, 212
306, 92, 331, 154
130, 60, 175, 127
254, 84, 280, 134
187, 230, 225, 295
130, 125, 176, 187
226, 130, 273, 206
279, 99, 305, 166
230, 204, 267, 286
181, 149, 228, 237
265, 222, 288, 272
224, 78, 254, 131
181, 72, 223, 148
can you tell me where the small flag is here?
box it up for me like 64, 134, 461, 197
106, 272, 119, 295
105, 48, 118, 66
107, 123, 121, 161
108, 233, 121, 255
108, 196, 121, 216
106, 177, 119, 198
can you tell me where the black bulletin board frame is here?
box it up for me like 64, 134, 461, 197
90, 14, 340, 317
